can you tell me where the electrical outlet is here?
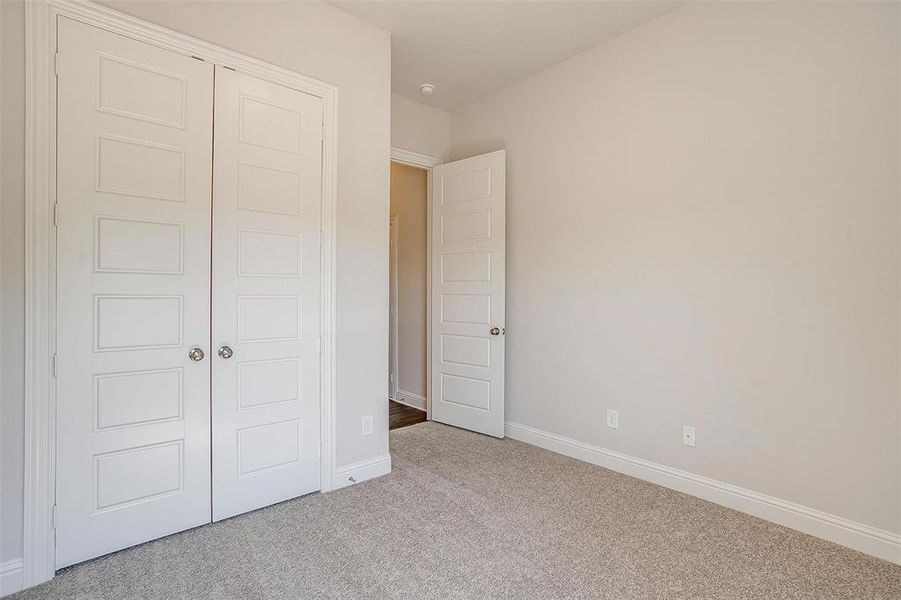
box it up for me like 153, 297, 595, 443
362, 415, 374, 436
682, 425, 696, 447
606, 409, 619, 430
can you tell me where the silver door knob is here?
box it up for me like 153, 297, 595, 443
218, 345, 234, 359
490, 327, 501, 336
188, 347, 205, 362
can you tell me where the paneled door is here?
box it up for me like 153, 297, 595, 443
430, 151, 506, 437
211, 67, 323, 521
55, 17, 214, 567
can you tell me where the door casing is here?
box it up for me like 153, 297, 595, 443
23, 0, 338, 588
389, 215, 399, 401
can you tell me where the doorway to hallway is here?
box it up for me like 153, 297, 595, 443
388, 161, 429, 428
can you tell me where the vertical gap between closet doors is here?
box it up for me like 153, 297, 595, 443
208, 65, 217, 521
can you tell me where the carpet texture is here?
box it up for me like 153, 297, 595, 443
12, 422, 901, 599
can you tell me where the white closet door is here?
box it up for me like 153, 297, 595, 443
211, 67, 323, 521
55, 17, 214, 567
430, 151, 506, 438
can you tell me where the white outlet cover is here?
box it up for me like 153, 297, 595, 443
606, 409, 619, 430
682, 425, 696, 447
362, 415, 374, 436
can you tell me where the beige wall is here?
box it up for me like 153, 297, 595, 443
451, 1, 900, 533
1, 0, 26, 565
390, 163, 428, 400
0, 0, 391, 565
391, 93, 451, 161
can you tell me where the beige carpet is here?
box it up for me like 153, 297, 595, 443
12, 422, 901, 599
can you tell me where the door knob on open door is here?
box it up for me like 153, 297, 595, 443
218, 345, 234, 359
188, 347, 205, 362
490, 327, 501, 336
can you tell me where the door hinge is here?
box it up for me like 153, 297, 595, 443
53, 204, 60, 227
51, 353, 58, 377
54, 52, 61, 77
51, 504, 58, 529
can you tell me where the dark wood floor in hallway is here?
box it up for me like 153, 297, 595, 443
389, 400, 427, 430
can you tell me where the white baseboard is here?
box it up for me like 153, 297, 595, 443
0, 559, 24, 597
332, 453, 392, 491
505, 421, 901, 565
393, 389, 426, 411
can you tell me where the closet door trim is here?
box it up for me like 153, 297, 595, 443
23, 0, 338, 588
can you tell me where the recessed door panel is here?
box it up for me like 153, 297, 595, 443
212, 67, 322, 521
94, 368, 183, 430
237, 419, 301, 475
441, 334, 491, 368
237, 229, 302, 277
441, 210, 491, 243
441, 294, 491, 325
239, 162, 303, 215
441, 251, 491, 283
56, 17, 213, 568
442, 168, 491, 204
441, 374, 491, 411
96, 53, 186, 127
240, 95, 303, 153
238, 358, 301, 408
95, 216, 184, 274
94, 295, 183, 351
94, 441, 184, 511
96, 134, 185, 202
237, 296, 301, 342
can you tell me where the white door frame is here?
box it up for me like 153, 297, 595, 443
23, 0, 339, 587
389, 147, 441, 418
388, 215, 399, 401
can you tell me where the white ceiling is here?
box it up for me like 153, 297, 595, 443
327, 1, 685, 111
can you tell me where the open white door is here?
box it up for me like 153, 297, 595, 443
430, 151, 506, 437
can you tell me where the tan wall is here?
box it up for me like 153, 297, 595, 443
391, 93, 451, 161
0, 0, 391, 564
390, 163, 428, 399
1, 0, 26, 564
451, 1, 900, 533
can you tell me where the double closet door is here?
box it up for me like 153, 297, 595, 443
55, 18, 322, 568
